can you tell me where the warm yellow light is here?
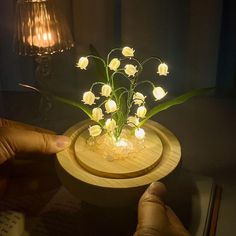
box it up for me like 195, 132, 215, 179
105, 118, 117, 132
133, 92, 146, 106
136, 106, 147, 118
157, 63, 169, 76
124, 64, 138, 77
127, 116, 139, 127
135, 128, 145, 140
115, 139, 129, 147
82, 91, 99, 105
152, 87, 167, 100
27, 32, 55, 48
101, 84, 112, 97
88, 125, 102, 137
105, 99, 117, 113
108, 58, 121, 71
76, 57, 89, 70
92, 107, 104, 122
122, 46, 135, 57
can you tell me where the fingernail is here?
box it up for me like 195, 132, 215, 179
148, 182, 166, 197
56, 135, 71, 149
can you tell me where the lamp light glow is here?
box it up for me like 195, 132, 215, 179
135, 128, 145, 140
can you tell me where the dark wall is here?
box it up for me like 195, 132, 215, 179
0, 0, 235, 97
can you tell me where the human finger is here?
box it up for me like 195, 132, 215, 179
0, 118, 54, 134
0, 127, 70, 164
135, 182, 168, 236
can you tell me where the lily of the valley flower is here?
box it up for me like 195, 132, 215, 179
153, 87, 167, 100
135, 128, 145, 140
105, 118, 117, 132
105, 99, 117, 113
76, 57, 89, 70
92, 107, 104, 122
127, 116, 139, 127
124, 64, 138, 77
108, 58, 120, 71
157, 63, 169, 76
133, 92, 146, 106
82, 91, 99, 105
101, 84, 112, 97
136, 106, 147, 118
122, 47, 135, 57
88, 125, 102, 137
134, 128, 145, 140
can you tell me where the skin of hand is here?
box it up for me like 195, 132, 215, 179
135, 182, 190, 236
0, 118, 71, 165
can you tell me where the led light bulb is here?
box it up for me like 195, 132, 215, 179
82, 91, 99, 105
152, 87, 167, 100
92, 107, 104, 122
101, 84, 112, 97
157, 63, 169, 76
136, 106, 147, 118
105, 99, 117, 113
135, 128, 145, 140
76, 57, 89, 70
105, 118, 117, 132
88, 125, 102, 137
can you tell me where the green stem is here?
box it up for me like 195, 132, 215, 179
90, 82, 105, 91
141, 57, 162, 66
87, 55, 106, 67
135, 80, 155, 89
107, 48, 122, 65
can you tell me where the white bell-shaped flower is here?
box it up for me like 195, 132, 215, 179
127, 116, 139, 127
76, 57, 89, 70
136, 106, 147, 118
122, 46, 135, 57
92, 107, 104, 122
133, 92, 146, 106
101, 84, 112, 97
152, 87, 167, 100
82, 91, 99, 105
124, 64, 138, 77
105, 99, 117, 113
105, 118, 117, 132
157, 63, 169, 76
88, 125, 102, 137
108, 58, 120, 71
135, 128, 145, 140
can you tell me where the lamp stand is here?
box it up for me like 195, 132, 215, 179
35, 55, 53, 121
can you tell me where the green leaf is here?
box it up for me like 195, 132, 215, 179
53, 95, 104, 127
19, 83, 96, 124
53, 95, 92, 119
139, 87, 215, 126
89, 44, 107, 82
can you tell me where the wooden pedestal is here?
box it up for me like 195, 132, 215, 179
56, 120, 181, 207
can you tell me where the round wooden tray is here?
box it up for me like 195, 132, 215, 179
74, 125, 163, 179
56, 119, 181, 206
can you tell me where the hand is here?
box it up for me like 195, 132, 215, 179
0, 118, 71, 165
135, 182, 190, 236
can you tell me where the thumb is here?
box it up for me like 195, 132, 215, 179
135, 182, 168, 236
0, 127, 71, 164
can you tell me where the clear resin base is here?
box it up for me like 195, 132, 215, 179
86, 127, 145, 161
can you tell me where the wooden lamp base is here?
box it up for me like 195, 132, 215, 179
56, 120, 181, 207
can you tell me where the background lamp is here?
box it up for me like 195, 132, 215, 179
13, 0, 74, 119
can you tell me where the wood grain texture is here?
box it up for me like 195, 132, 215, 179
57, 120, 181, 188
74, 125, 163, 179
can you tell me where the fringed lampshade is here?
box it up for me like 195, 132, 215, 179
14, 0, 74, 56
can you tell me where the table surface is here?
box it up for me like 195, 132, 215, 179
0, 91, 235, 235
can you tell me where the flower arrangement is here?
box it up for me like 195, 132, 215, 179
19, 45, 212, 154
76, 46, 171, 141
